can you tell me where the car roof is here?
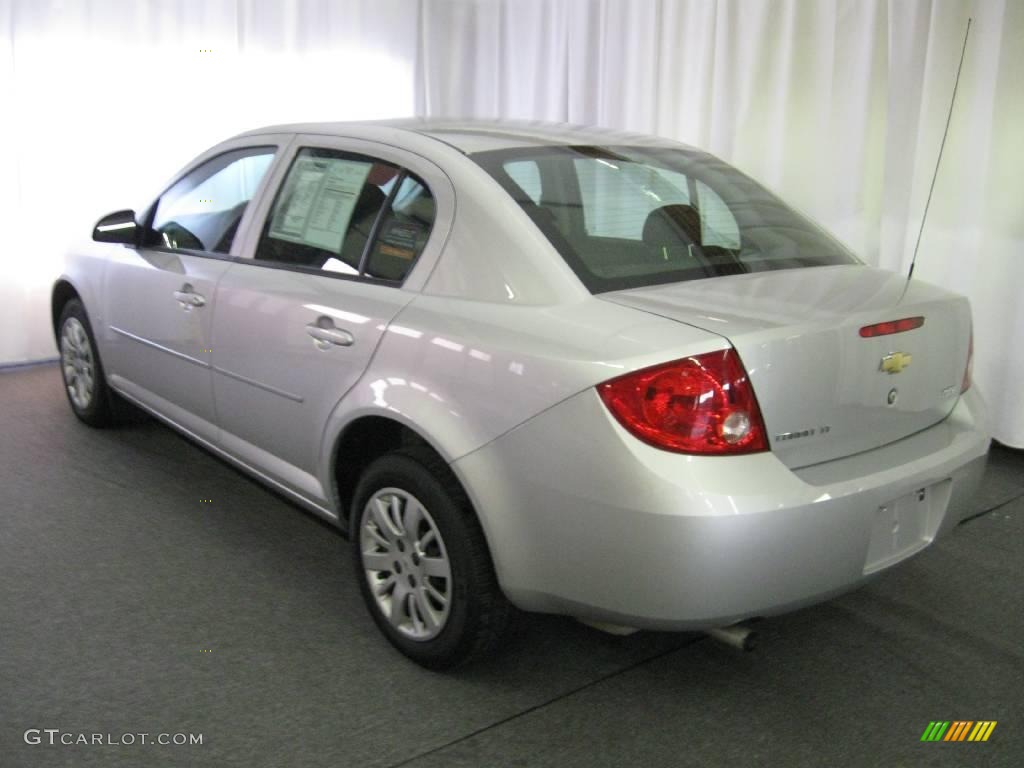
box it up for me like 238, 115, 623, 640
234, 118, 685, 154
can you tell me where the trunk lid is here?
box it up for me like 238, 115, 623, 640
601, 265, 971, 469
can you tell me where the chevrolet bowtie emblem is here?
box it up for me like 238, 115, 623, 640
880, 352, 912, 374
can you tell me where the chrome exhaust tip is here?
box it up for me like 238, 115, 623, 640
706, 624, 757, 652
577, 618, 640, 636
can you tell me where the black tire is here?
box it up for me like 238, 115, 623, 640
352, 448, 512, 669
57, 299, 118, 427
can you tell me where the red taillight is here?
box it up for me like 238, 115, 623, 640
858, 316, 925, 338
961, 327, 973, 393
597, 349, 768, 455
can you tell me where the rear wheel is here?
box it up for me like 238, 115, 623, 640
58, 299, 117, 427
352, 449, 511, 669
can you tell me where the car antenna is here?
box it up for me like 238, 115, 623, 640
906, 17, 972, 284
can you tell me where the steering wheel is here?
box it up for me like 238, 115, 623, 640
157, 221, 204, 251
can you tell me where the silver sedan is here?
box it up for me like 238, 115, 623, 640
53, 120, 989, 668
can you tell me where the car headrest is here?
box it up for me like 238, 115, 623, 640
401, 195, 435, 225
354, 184, 387, 218
642, 204, 702, 246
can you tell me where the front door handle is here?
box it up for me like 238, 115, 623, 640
173, 284, 206, 309
306, 320, 354, 349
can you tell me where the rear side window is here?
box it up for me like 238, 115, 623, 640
472, 145, 858, 293
145, 147, 275, 254
255, 147, 434, 283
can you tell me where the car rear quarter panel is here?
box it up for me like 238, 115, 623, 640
318, 295, 729, 510
318, 145, 735, 514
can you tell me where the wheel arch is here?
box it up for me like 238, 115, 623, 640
51, 278, 82, 343
328, 413, 460, 534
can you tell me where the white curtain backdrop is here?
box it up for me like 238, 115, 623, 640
1, 0, 1021, 446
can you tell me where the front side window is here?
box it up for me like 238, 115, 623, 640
473, 145, 858, 293
255, 147, 434, 283
145, 147, 275, 254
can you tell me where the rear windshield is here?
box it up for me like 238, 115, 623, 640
472, 145, 859, 293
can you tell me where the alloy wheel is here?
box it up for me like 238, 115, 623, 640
61, 317, 95, 411
360, 488, 453, 641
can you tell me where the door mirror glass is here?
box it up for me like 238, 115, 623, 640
93, 209, 138, 244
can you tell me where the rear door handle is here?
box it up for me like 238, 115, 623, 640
173, 284, 206, 308
306, 321, 354, 348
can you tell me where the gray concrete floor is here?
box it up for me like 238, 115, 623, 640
1, 362, 1021, 767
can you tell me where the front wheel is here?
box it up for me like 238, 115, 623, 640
352, 449, 511, 669
58, 299, 117, 427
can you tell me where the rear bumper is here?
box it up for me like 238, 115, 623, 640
453, 387, 990, 630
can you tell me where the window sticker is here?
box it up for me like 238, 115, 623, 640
269, 156, 373, 253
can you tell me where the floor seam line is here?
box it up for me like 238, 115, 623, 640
382, 636, 705, 768
958, 491, 1024, 525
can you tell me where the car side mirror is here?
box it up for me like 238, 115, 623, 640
92, 209, 139, 245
